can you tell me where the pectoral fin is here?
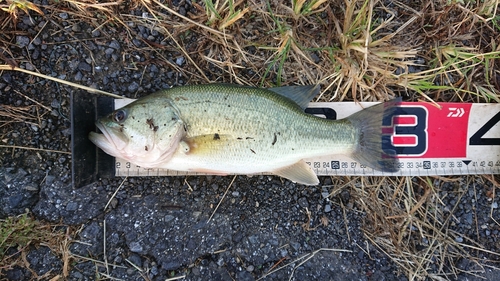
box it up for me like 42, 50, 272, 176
272, 160, 319, 185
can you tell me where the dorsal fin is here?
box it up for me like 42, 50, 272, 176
268, 85, 320, 110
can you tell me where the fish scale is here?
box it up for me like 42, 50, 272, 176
157, 85, 357, 172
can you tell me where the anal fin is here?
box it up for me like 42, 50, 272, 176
272, 160, 319, 185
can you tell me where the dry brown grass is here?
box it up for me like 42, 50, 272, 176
0, 213, 75, 279
326, 175, 500, 280
0, 0, 499, 280
360, 176, 499, 280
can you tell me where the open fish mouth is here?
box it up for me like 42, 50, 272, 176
89, 122, 127, 157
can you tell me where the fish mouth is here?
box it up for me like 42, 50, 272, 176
88, 122, 128, 157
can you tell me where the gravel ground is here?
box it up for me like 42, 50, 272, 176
1, 2, 499, 281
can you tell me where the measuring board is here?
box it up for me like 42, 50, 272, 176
110, 99, 500, 177
69, 94, 500, 188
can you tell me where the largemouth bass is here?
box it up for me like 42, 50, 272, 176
89, 84, 398, 185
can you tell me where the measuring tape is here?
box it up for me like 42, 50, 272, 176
112, 99, 500, 177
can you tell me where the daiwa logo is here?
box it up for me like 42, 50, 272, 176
447, 107, 465, 118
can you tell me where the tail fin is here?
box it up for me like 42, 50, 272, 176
347, 99, 401, 173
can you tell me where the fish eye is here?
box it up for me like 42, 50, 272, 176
113, 110, 127, 123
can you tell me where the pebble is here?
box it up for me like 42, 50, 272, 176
105, 48, 115, 55
236, 271, 253, 281
8, 194, 24, 208
74, 71, 83, 81
192, 211, 202, 220
78, 62, 92, 72
179, 7, 186, 16
128, 82, 139, 93
109, 198, 118, 209
129, 242, 143, 253
25, 63, 35, 71
109, 40, 121, 50
248, 235, 258, 245
22, 16, 34, 26
150, 265, 158, 275
32, 49, 40, 59
324, 204, 332, 213
45, 175, 56, 185
33, 37, 42, 45
150, 64, 159, 73
280, 249, 288, 257
66, 202, 78, 211
176, 57, 185, 66
114, 255, 123, 264
340, 190, 351, 203
128, 253, 142, 267
72, 24, 81, 32
310, 52, 320, 63
298, 197, 309, 208
16, 36, 30, 48
2, 73, 12, 83
133, 39, 142, 47
51, 99, 60, 108
464, 212, 473, 225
